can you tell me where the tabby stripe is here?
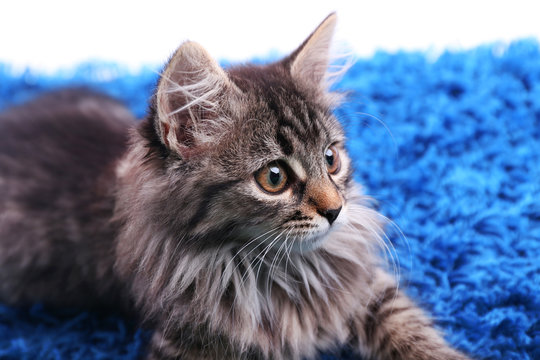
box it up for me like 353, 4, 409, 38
288, 102, 321, 139
364, 286, 399, 343
373, 306, 414, 352
291, 180, 306, 204
377, 325, 432, 359
306, 105, 321, 138
268, 97, 307, 139
278, 117, 306, 139
276, 130, 294, 156
185, 180, 241, 231
377, 305, 413, 324
377, 331, 393, 355
289, 102, 314, 137
282, 210, 312, 225
250, 198, 283, 219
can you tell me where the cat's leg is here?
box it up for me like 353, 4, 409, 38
146, 329, 204, 360
146, 327, 258, 360
349, 269, 471, 360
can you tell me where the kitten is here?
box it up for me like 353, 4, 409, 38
0, 13, 472, 360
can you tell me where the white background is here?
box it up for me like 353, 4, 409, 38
1, 0, 539, 73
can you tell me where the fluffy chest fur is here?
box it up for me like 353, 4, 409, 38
114, 121, 383, 358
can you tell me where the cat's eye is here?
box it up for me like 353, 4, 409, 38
255, 162, 288, 194
325, 145, 341, 175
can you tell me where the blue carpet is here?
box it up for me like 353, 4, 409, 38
1, 40, 539, 360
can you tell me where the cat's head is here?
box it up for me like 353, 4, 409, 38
143, 13, 354, 252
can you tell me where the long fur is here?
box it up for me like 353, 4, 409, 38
0, 13, 472, 360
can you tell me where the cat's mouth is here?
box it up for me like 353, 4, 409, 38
238, 224, 332, 254
236, 209, 346, 254
287, 218, 345, 253
290, 232, 328, 252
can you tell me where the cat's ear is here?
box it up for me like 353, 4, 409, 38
286, 13, 337, 89
155, 41, 235, 158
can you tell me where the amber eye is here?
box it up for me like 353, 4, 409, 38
325, 145, 341, 174
255, 162, 289, 194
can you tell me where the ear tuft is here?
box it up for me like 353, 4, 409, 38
155, 41, 233, 158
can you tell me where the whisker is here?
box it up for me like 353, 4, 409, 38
350, 209, 399, 281
346, 205, 404, 299
252, 229, 287, 290
237, 228, 284, 289
266, 230, 291, 298
347, 203, 409, 268
221, 226, 281, 285
353, 111, 398, 151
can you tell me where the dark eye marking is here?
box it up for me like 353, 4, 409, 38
276, 130, 294, 156
290, 180, 306, 204
305, 105, 322, 137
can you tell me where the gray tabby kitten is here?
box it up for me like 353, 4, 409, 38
0, 14, 471, 360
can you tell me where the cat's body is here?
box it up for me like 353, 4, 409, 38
0, 14, 471, 360
0, 89, 132, 310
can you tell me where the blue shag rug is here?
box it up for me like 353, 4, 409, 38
1, 40, 539, 360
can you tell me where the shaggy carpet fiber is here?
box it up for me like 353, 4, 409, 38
1, 40, 539, 360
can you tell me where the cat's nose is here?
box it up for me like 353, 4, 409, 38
318, 206, 342, 225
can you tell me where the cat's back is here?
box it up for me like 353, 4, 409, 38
0, 88, 134, 181
0, 88, 135, 308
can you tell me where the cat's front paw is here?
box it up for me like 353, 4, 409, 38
429, 347, 472, 360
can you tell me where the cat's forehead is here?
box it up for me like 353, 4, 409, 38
203, 63, 344, 175
227, 63, 343, 143
217, 66, 345, 177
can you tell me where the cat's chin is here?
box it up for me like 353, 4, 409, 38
290, 224, 341, 253
291, 212, 348, 253
290, 235, 327, 253
234, 215, 346, 254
